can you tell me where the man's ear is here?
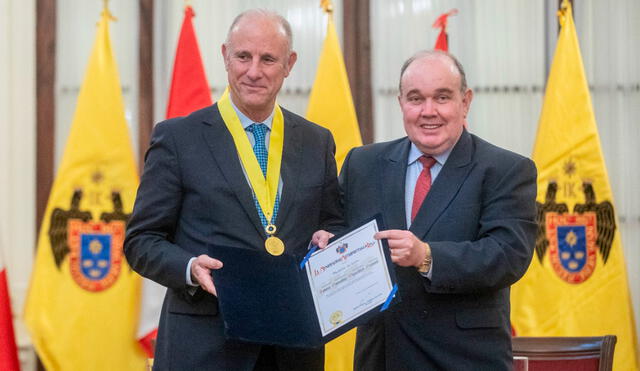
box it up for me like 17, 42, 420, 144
462, 88, 473, 117
284, 51, 298, 77
221, 43, 229, 71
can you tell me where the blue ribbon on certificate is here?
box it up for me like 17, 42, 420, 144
300, 244, 318, 269
381, 284, 398, 311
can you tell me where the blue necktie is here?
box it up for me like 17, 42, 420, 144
247, 123, 280, 226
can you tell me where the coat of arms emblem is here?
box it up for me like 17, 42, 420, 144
535, 181, 616, 283
48, 189, 130, 291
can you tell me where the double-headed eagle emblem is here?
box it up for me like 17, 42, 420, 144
535, 181, 616, 265
48, 189, 130, 269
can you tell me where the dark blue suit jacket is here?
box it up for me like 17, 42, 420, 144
124, 104, 342, 370
342, 130, 537, 370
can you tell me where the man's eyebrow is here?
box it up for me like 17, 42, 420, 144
434, 88, 454, 94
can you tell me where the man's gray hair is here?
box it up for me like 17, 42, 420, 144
224, 9, 293, 52
398, 50, 468, 94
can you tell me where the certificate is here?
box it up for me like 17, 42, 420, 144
304, 219, 395, 336
209, 217, 398, 347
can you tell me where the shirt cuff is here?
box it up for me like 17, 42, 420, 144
186, 257, 199, 286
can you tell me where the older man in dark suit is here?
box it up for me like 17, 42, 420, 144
316, 50, 537, 370
125, 9, 341, 371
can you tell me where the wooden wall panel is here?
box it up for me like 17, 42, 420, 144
343, 0, 373, 144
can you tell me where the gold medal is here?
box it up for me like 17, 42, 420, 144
265, 236, 285, 256
264, 224, 284, 256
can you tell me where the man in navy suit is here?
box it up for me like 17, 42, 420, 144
125, 9, 341, 371
316, 50, 537, 370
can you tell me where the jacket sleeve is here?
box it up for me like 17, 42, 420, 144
319, 131, 345, 233
426, 156, 538, 294
124, 121, 194, 289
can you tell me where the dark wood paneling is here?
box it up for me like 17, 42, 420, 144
343, 0, 373, 144
36, 4, 56, 371
36, 0, 55, 234
138, 0, 154, 172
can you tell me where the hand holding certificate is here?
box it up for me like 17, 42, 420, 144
304, 219, 397, 336
209, 217, 398, 347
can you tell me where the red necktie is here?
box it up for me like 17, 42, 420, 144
411, 156, 437, 221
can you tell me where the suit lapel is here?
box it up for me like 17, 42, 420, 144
381, 139, 411, 231
274, 112, 301, 228
410, 130, 475, 238
201, 105, 266, 238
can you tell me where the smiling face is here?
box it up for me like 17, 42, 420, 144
398, 54, 472, 156
222, 12, 297, 122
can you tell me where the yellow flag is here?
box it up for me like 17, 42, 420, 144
23, 8, 146, 371
306, 11, 362, 371
511, 2, 639, 370
306, 15, 362, 170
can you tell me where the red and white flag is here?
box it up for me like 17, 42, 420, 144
136, 4, 212, 358
0, 254, 20, 371
136, 279, 165, 357
165, 5, 212, 119
432, 9, 457, 51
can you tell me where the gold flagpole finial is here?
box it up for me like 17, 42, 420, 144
320, 0, 333, 14
557, 0, 571, 27
101, 0, 116, 22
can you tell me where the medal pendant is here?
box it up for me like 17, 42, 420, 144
265, 236, 285, 256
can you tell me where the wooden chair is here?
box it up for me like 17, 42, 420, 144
512, 335, 617, 371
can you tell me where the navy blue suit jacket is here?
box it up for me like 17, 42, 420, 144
124, 104, 342, 370
342, 130, 537, 370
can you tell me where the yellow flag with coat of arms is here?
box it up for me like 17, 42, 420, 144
306, 2, 363, 370
510, 2, 639, 370
23, 6, 146, 371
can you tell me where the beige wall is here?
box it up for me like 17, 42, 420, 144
0, 0, 37, 369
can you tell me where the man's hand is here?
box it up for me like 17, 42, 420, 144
311, 230, 335, 249
375, 230, 427, 268
190, 254, 223, 296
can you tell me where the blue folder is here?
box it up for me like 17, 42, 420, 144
209, 218, 399, 348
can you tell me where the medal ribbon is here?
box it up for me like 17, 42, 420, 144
218, 91, 284, 225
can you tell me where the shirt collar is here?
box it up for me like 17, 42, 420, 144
229, 99, 275, 130
407, 142, 453, 167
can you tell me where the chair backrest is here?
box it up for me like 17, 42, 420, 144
512, 336, 617, 371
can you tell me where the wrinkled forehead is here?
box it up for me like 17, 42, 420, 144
228, 13, 291, 50
401, 55, 462, 92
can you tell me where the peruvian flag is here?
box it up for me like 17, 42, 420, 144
136, 4, 212, 358
432, 9, 458, 51
0, 255, 20, 371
